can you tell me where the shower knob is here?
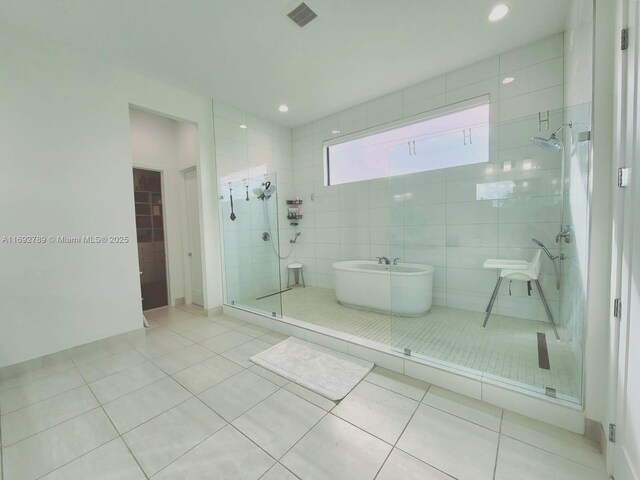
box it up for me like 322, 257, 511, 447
262, 232, 270, 241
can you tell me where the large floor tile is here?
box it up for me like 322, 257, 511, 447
76, 349, 147, 383
89, 362, 166, 404
153, 425, 274, 480
258, 331, 289, 345
365, 366, 429, 401
332, 381, 418, 444
501, 411, 605, 471
397, 404, 498, 480
377, 449, 454, 480
248, 365, 289, 387
131, 331, 193, 359
2, 408, 117, 480
165, 317, 213, 334
495, 436, 606, 480
198, 370, 279, 421
283, 382, 337, 411
152, 344, 215, 375
1, 385, 98, 446
200, 330, 254, 353
211, 316, 248, 329
171, 355, 243, 394
71, 342, 132, 367
180, 322, 230, 343
123, 397, 225, 476
422, 386, 502, 431
103, 377, 191, 433
0, 360, 76, 393
261, 463, 299, 480
233, 389, 325, 458
0, 368, 85, 414
235, 323, 273, 338
281, 414, 392, 480
39, 438, 145, 480
222, 339, 272, 368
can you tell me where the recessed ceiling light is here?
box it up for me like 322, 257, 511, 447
332, 130, 341, 134
488, 4, 509, 22
502, 76, 515, 84
239, 124, 247, 129
278, 104, 289, 113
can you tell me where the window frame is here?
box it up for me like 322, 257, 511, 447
322, 94, 491, 187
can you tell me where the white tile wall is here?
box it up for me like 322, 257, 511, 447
214, 101, 294, 309
289, 34, 567, 323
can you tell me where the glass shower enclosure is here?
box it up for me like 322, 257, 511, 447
220, 173, 283, 318
389, 104, 592, 404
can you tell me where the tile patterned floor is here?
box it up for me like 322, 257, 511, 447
0, 306, 604, 480
240, 286, 581, 401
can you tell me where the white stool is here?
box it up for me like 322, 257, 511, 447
287, 263, 305, 288
482, 250, 560, 340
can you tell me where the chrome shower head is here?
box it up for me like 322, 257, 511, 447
290, 232, 302, 244
530, 122, 573, 153
253, 181, 277, 200
530, 134, 563, 152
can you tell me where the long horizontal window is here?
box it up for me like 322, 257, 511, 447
324, 100, 490, 186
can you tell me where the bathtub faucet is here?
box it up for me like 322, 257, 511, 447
376, 256, 391, 265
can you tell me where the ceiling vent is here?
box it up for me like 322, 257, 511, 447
287, 2, 318, 28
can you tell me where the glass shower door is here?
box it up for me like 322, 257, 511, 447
388, 105, 590, 405
220, 173, 283, 318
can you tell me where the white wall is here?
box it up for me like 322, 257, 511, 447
0, 23, 221, 368
290, 34, 568, 323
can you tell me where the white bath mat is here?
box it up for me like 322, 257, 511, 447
250, 337, 374, 401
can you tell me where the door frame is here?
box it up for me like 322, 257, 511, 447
132, 165, 173, 309
180, 165, 204, 306
609, 0, 640, 477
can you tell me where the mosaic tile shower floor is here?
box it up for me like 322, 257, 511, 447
240, 286, 581, 401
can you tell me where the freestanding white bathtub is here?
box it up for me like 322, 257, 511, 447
333, 260, 435, 316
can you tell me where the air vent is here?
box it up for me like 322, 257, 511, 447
287, 2, 318, 27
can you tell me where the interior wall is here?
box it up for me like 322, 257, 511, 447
290, 34, 568, 323
213, 101, 294, 304
0, 23, 220, 368
129, 108, 200, 306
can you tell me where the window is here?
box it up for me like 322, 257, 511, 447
323, 99, 490, 186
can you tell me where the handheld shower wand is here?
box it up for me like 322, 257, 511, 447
532, 238, 560, 290
532, 238, 558, 260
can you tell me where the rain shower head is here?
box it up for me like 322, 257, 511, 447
530, 134, 563, 153
530, 122, 573, 153
253, 181, 277, 200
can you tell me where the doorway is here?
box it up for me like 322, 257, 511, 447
133, 168, 168, 310
183, 168, 204, 306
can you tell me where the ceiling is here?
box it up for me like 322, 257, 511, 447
0, 0, 571, 127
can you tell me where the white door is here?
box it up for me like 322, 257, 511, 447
184, 168, 204, 306
612, 0, 640, 477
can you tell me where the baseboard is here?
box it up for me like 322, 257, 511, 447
0, 326, 145, 381
174, 297, 186, 306
585, 418, 606, 453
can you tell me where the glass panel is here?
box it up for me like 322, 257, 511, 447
220, 173, 282, 318
389, 105, 590, 405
